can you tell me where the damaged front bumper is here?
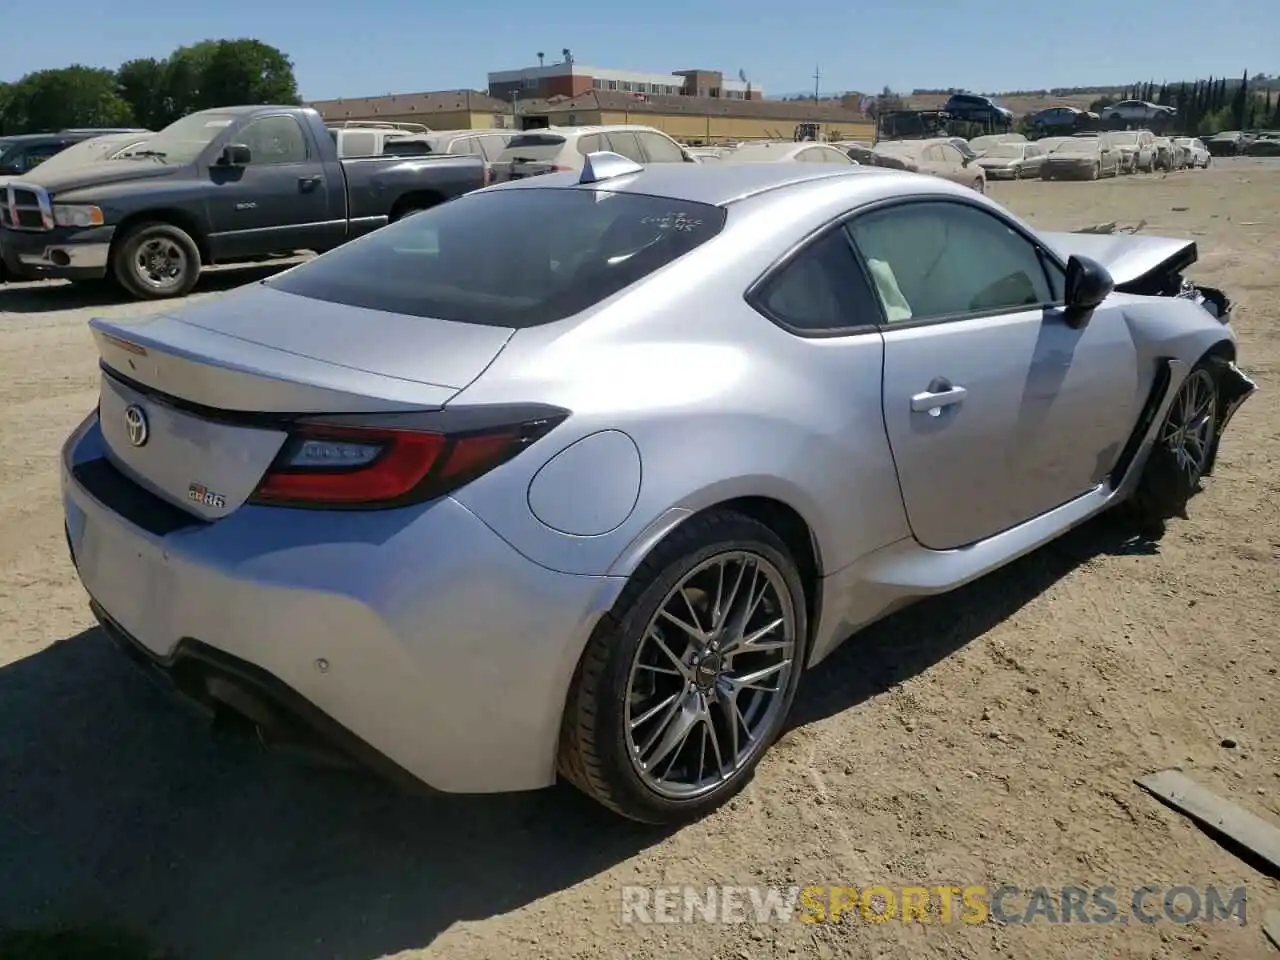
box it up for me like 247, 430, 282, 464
1204, 357, 1258, 475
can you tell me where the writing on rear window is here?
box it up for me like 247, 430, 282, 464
641, 213, 704, 233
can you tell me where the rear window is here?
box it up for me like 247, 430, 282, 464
382, 138, 433, 156
266, 188, 727, 327
499, 134, 567, 162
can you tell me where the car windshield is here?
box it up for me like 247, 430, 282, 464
497, 134, 567, 162
129, 111, 238, 164
983, 144, 1024, 158
1054, 140, 1097, 156
266, 188, 728, 327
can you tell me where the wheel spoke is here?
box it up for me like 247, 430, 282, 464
657, 608, 704, 643
630, 690, 681, 731
722, 616, 786, 657
647, 627, 691, 679
710, 557, 748, 633
724, 659, 791, 694
646, 693, 702, 776
703, 710, 728, 780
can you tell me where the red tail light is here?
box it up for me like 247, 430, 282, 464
249, 408, 568, 509
548, 164, 571, 173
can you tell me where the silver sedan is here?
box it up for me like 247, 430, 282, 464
62, 154, 1255, 823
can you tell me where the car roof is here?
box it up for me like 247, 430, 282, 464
0, 131, 105, 144
488, 161, 902, 206
509, 124, 665, 138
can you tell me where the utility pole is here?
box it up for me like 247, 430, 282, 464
813, 65, 821, 103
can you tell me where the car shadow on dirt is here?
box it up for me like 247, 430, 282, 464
0, 262, 300, 315
0, 631, 668, 960
789, 515, 1160, 729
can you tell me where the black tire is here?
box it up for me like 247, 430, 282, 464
558, 509, 808, 824
1122, 364, 1219, 536
112, 222, 201, 300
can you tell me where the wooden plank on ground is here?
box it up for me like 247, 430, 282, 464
1263, 909, 1280, 950
1134, 769, 1280, 874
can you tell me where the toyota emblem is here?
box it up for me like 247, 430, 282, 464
123, 404, 149, 448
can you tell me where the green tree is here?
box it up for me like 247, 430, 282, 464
3, 66, 133, 131
198, 39, 300, 109
0, 81, 13, 133
116, 57, 169, 129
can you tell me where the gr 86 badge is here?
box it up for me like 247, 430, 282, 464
188, 482, 226, 509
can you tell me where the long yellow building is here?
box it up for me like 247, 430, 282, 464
307, 88, 876, 145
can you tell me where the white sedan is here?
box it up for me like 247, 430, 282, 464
1174, 137, 1212, 168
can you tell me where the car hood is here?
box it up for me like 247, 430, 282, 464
977, 157, 1016, 167
14, 159, 176, 194
1038, 231, 1197, 289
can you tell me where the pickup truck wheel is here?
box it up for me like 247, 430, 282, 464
113, 222, 202, 300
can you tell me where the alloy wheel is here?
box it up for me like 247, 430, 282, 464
624, 551, 798, 800
1162, 369, 1217, 484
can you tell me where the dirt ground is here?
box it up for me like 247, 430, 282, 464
0, 160, 1277, 960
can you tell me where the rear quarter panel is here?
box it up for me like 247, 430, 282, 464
447, 178, 929, 579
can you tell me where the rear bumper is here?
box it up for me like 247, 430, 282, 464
90, 596, 438, 792
0, 224, 114, 280
62, 413, 622, 794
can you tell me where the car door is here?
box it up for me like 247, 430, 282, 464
1023, 145, 1043, 176
844, 198, 1139, 550
206, 114, 337, 260
936, 144, 973, 185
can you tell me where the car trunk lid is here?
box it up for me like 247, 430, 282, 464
89, 284, 515, 520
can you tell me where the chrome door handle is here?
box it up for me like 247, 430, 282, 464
911, 385, 967, 414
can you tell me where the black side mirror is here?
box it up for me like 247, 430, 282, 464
1063, 254, 1114, 328
219, 143, 252, 166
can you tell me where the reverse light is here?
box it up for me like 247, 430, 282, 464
53, 204, 105, 228
249, 409, 568, 509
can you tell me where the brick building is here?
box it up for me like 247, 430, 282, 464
487, 60, 764, 105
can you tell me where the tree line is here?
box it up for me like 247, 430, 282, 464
0, 39, 300, 135
1097, 71, 1280, 135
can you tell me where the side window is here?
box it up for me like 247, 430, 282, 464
239, 116, 309, 164
636, 131, 687, 163
753, 229, 881, 333
341, 131, 377, 157
846, 201, 1054, 323
23, 143, 67, 170
477, 136, 507, 162
604, 131, 646, 163
576, 133, 604, 155
941, 145, 964, 164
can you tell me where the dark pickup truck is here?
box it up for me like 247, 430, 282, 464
0, 105, 486, 299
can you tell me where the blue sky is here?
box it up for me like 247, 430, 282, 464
5, 0, 1275, 101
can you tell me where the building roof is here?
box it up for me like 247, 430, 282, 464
517, 90, 870, 123
306, 90, 512, 121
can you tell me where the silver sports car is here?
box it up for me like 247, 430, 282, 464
62, 153, 1256, 824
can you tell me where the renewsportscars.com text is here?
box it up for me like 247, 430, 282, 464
619, 884, 1249, 926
